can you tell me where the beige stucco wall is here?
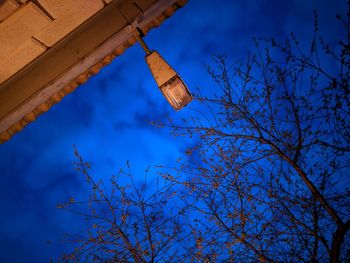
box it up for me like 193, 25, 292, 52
0, 0, 107, 84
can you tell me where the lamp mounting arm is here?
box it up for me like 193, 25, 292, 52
134, 28, 152, 55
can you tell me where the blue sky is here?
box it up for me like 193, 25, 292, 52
0, 0, 346, 262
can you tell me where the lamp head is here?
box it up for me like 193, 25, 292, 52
145, 51, 192, 111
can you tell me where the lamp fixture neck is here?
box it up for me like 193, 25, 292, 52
135, 29, 152, 55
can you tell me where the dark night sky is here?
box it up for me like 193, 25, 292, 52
0, 0, 346, 262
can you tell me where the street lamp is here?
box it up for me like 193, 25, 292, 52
135, 30, 192, 111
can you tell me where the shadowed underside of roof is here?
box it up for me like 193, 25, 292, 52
0, 0, 188, 143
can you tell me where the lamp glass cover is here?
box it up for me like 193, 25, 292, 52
160, 76, 192, 110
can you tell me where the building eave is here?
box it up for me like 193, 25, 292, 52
0, 0, 188, 143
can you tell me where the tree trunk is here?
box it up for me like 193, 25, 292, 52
330, 220, 350, 263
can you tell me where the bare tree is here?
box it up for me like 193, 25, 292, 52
59, 4, 350, 263
163, 4, 350, 263
58, 149, 187, 262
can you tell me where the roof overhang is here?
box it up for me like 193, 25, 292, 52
0, 0, 188, 143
